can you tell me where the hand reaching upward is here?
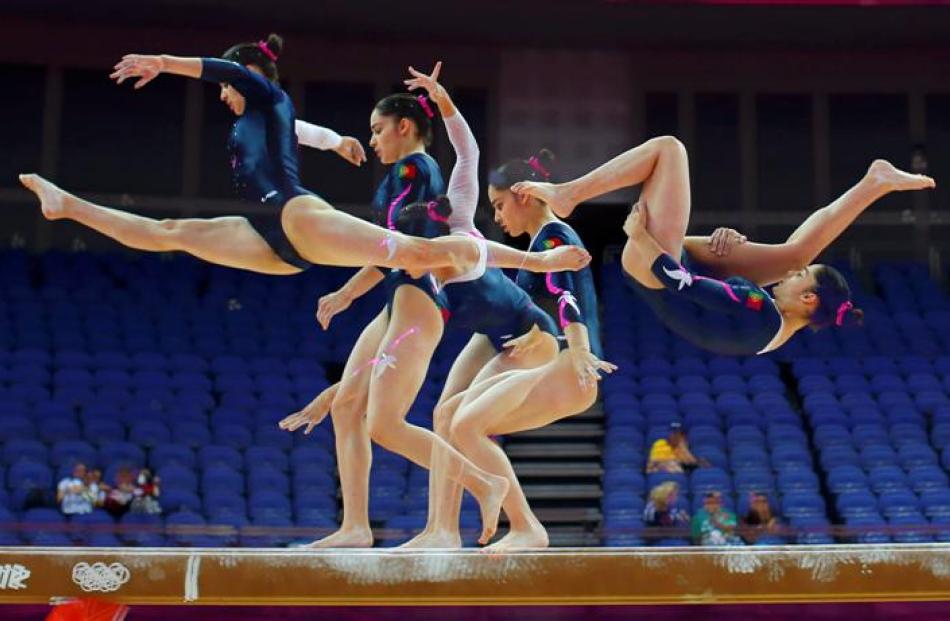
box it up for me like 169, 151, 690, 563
403, 61, 456, 117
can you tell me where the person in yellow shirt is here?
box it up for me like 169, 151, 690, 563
646, 423, 702, 473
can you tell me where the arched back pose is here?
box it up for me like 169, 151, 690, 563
18, 35, 553, 278
280, 64, 591, 547
513, 136, 935, 355
402, 151, 614, 551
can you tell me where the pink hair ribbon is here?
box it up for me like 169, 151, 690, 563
835, 301, 854, 326
416, 95, 435, 119
427, 201, 449, 223
256, 41, 278, 62
527, 155, 551, 180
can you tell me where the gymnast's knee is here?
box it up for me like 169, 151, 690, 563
365, 414, 403, 449
448, 414, 482, 449
652, 135, 687, 160
434, 399, 460, 438
281, 196, 332, 231
330, 393, 362, 427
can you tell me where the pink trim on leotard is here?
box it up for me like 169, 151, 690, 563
545, 272, 580, 330
695, 275, 741, 303
386, 184, 413, 230
349, 326, 419, 378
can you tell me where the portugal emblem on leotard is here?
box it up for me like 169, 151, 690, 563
746, 291, 765, 311
397, 163, 418, 180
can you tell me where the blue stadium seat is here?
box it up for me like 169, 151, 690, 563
826, 466, 868, 494
149, 443, 196, 471
907, 466, 949, 492
846, 514, 890, 544
835, 490, 878, 517
2, 440, 48, 466
49, 440, 97, 468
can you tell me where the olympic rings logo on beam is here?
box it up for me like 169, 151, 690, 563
71, 562, 131, 593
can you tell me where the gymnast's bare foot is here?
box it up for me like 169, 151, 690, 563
482, 522, 549, 553
304, 527, 373, 549
510, 181, 578, 219
867, 159, 935, 192
19, 174, 70, 220
474, 474, 509, 545
398, 529, 462, 550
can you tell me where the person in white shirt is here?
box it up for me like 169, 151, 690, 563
57, 462, 93, 515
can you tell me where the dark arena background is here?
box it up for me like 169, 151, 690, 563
0, 1, 949, 619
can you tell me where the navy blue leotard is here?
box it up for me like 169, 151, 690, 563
200, 58, 312, 269
515, 221, 603, 359
371, 153, 449, 314
626, 252, 783, 356
444, 255, 558, 352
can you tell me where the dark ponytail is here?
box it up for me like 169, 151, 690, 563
222, 33, 283, 82
488, 148, 556, 190
395, 195, 452, 239
809, 265, 864, 330
374, 93, 435, 147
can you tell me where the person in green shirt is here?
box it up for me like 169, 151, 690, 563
691, 491, 744, 546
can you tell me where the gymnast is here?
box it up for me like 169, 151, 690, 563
20, 35, 579, 278
402, 148, 611, 550
280, 63, 593, 546
513, 137, 935, 355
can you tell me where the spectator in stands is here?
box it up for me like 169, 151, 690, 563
104, 467, 136, 517
57, 462, 93, 516
740, 492, 781, 544
643, 481, 690, 530
691, 491, 743, 546
130, 468, 162, 515
646, 423, 706, 473
84, 468, 109, 509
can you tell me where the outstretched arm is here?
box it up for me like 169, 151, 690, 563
425, 235, 590, 273
484, 239, 590, 273
111, 55, 202, 89
295, 120, 367, 167
111, 54, 276, 103
295, 120, 343, 150
404, 62, 479, 233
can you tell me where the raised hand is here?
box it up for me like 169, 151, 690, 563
334, 136, 367, 167
110, 54, 165, 89
403, 61, 448, 106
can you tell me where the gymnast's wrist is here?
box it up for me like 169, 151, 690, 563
337, 287, 354, 303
